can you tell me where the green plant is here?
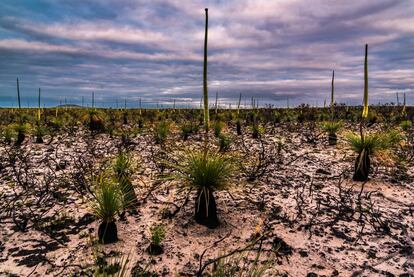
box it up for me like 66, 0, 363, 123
170, 150, 233, 228
236, 119, 242, 135
321, 121, 342, 145
250, 123, 263, 139
345, 130, 402, 181
34, 123, 46, 143
400, 120, 412, 131
113, 152, 138, 211
3, 125, 15, 144
275, 137, 285, 154
210, 252, 271, 277
94, 253, 130, 277
150, 224, 166, 246
146, 224, 166, 255
13, 123, 29, 146
218, 134, 231, 152
213, 121, 224, 137
83, 110, 105, 132
180, 121, 198, 141
91, 174, 123, 243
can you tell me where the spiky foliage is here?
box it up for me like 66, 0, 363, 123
113, 152, 137, 210
321, 121, 342, 135
345, 130, 402, 155
210, 252, 270, 277
91, 175, 123, 223
218, 134, 231, 152
83, 110, 105, 132
13, 123, 29, 145
94, 253, 130, 277
34, 123, 46, 143
213, 121, 224, 137
400, 120, 412, 131
3, 126, 14, 144
154, 120, 170, 144
172, 151, 233, 192
250, 122, 263, 139
180, 121, 199, 140
150, 224, 166, 246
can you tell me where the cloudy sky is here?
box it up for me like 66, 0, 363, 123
0, 0, 413, 108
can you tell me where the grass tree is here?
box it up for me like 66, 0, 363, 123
321, 70, 342, 145
91, 174, 123, 244
349, 44, 370, 181
347, 44, 401, 181
169, 8, 234, 229
113, 152, 138, 212
83, 110, 105, 132
154, 120, 170, 145
346, 130, 401, 181
147, 224, 166, 255
171, 151, 233, 228
322, 121, 342, 145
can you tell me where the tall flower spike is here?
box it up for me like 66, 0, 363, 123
203, 8, 209, 133
331, 70, 335, 118
37, 88, 41, 121
362, 44, 369, 119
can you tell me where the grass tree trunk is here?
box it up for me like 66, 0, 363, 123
195, 187, 219, 228
353, 150, 370, 181
98, 220, 118, 244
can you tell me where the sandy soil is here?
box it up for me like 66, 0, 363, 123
0, 124, 413, 276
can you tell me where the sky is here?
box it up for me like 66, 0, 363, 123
0, 0, 413, 108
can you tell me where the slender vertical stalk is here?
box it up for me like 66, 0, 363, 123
237, 93, 242, 116
124, 99, 127, 110
203, 9, 209, 132
17, 78, 21, 109
362, 44, 368, 119
396, 92, 399, 106
360, 44, 369, 144
215, 90, 218, 114
82, 96, 84, 107
37, 88, 41, 121
139, 98, 142, 115
173, 99, 176, 110
92, 92, 95, 110
402, 92, 406, 115
331, 70, 335, 119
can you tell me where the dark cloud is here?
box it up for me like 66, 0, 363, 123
0, 0, 413, 107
